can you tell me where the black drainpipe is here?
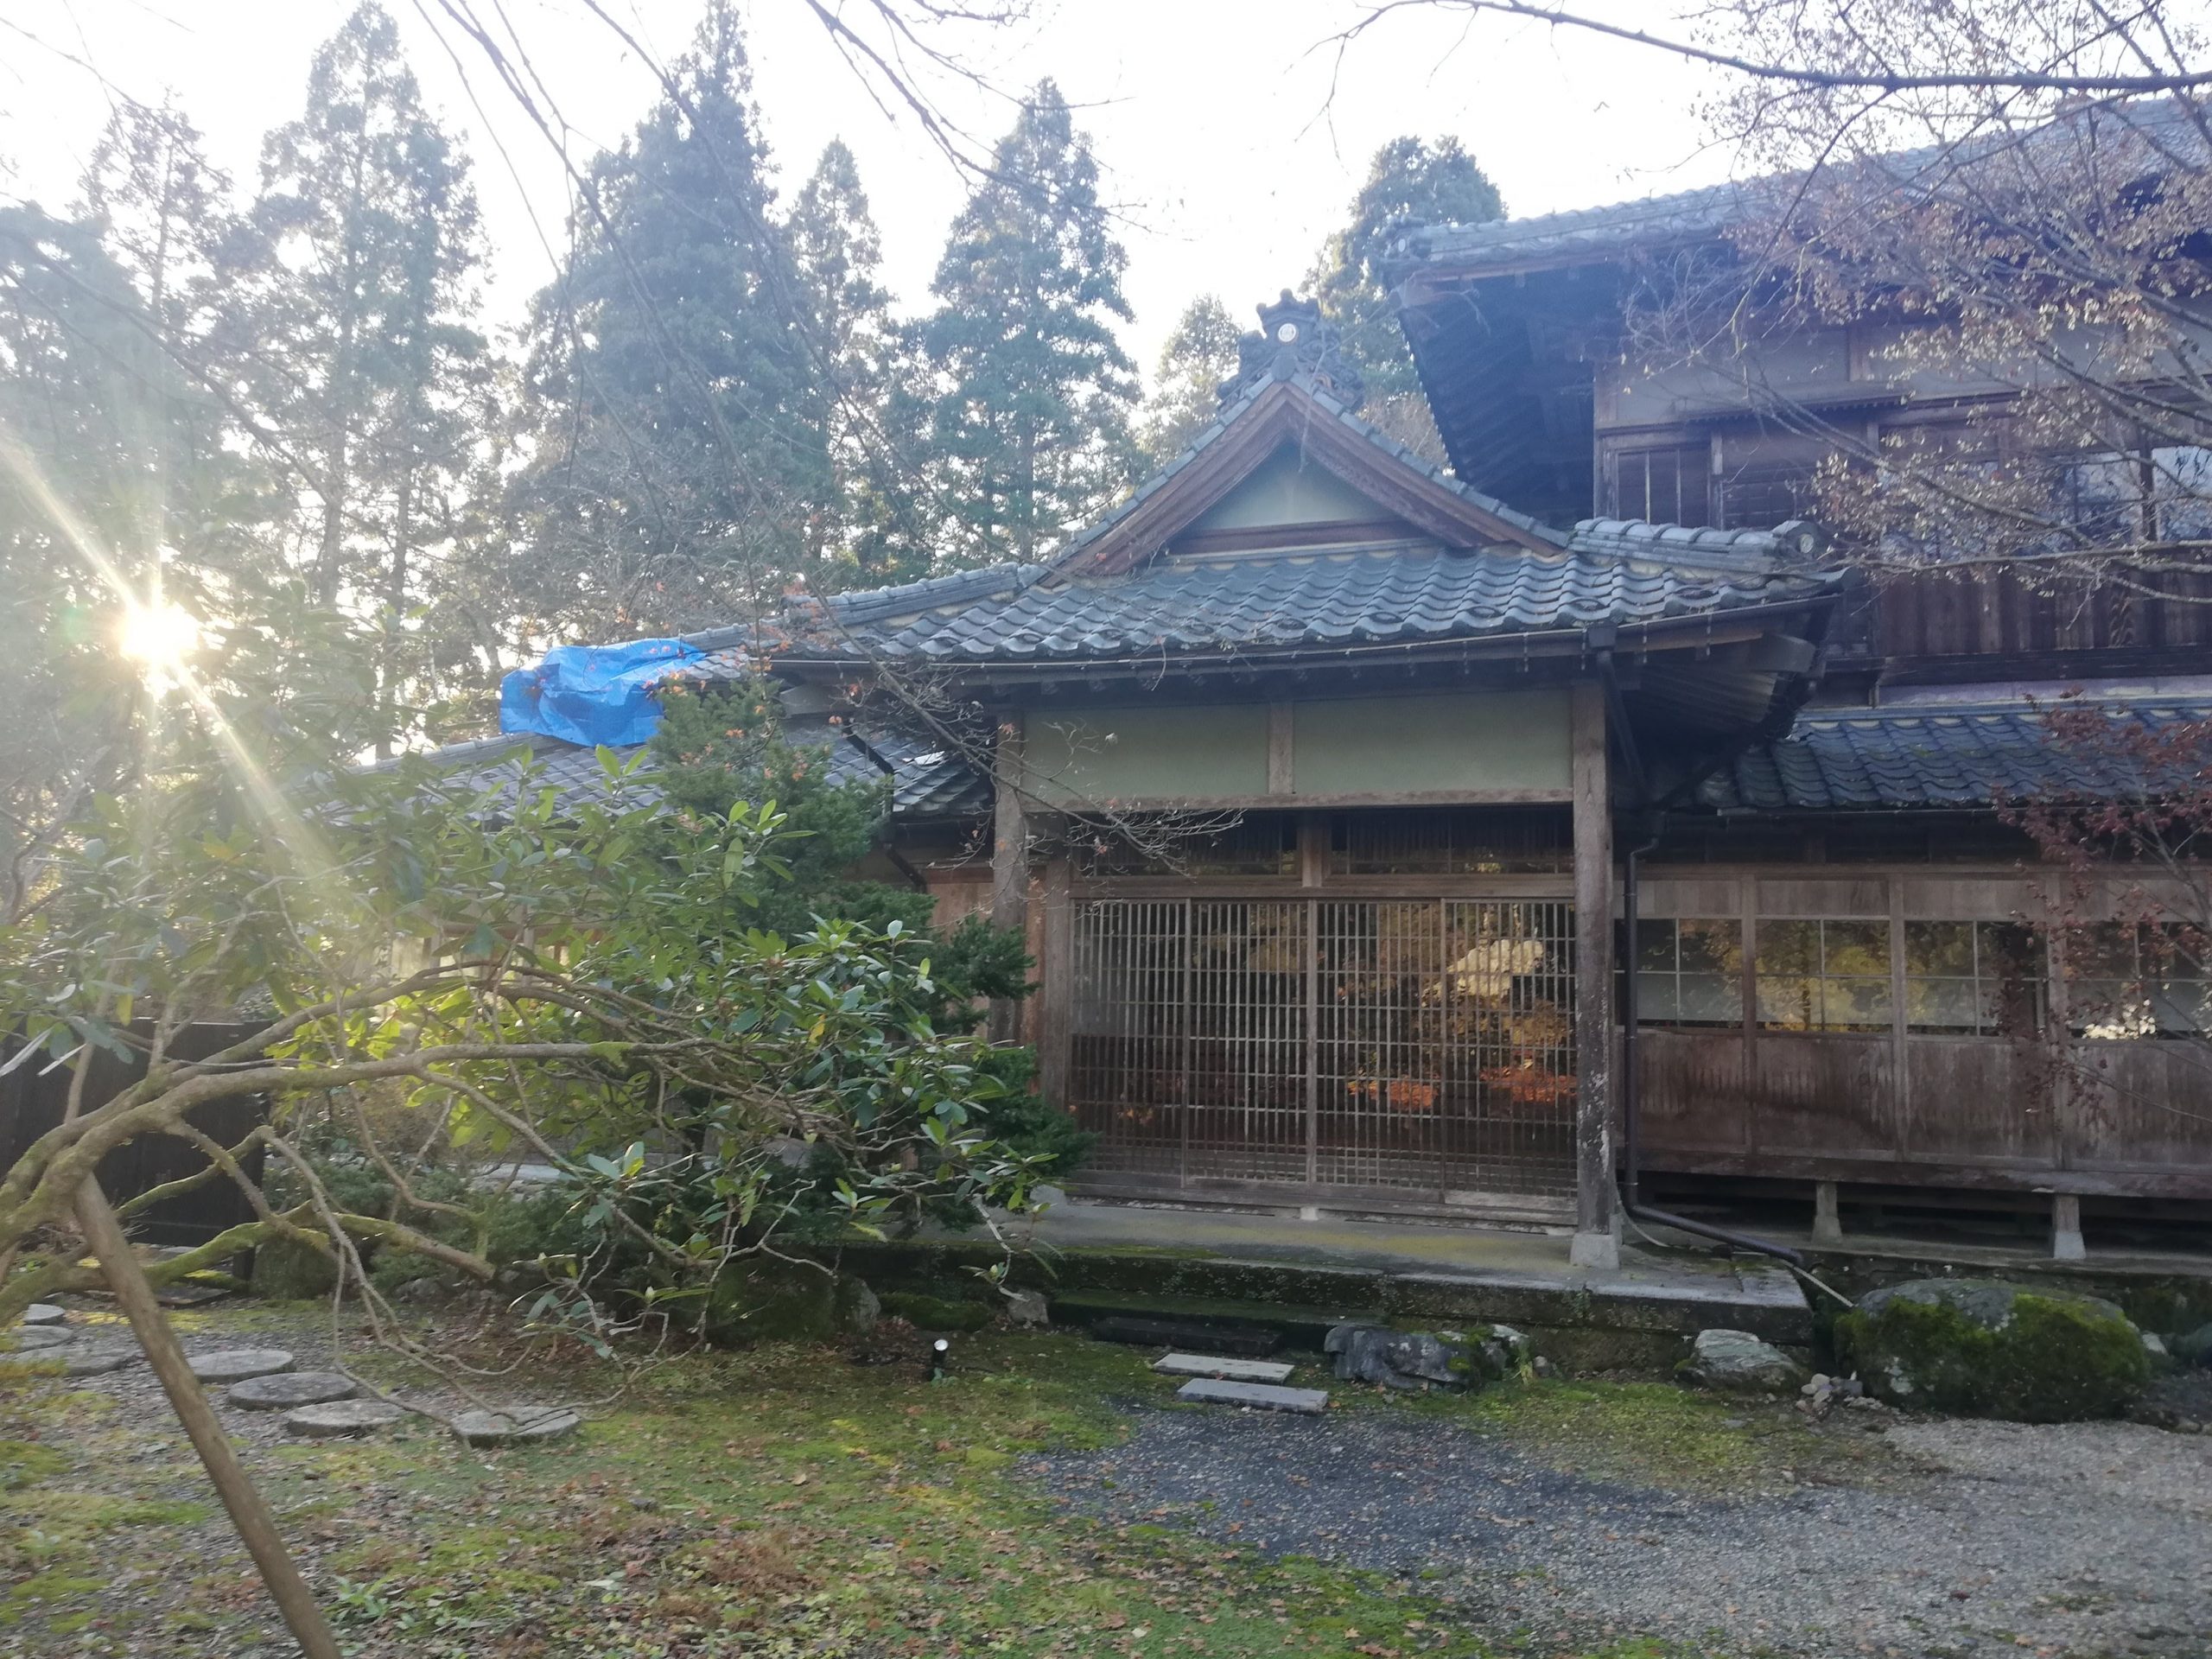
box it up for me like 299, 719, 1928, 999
1597, 652, 1806, 1270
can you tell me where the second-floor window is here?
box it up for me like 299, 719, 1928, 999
1613, 445, 1711, 525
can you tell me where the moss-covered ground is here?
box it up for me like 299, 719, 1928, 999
0, 1303, 1850, 1659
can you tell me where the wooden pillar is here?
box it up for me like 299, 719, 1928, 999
1038, 855, 1073, 1108
1570, 679, 1620, 1268
988, 717, 1030, 1046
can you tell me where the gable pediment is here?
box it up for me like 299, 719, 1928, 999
1060, 377, 1565, 576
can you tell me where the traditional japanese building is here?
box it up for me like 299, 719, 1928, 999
466, 215, 2212, 1259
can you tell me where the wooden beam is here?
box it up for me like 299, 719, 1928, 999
1570, 679, 1620, 1268
988, 718, 1029, 1046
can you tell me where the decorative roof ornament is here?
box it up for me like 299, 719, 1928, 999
1217, 290, 1365, 412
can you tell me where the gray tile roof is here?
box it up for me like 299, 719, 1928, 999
1700, 701, 2212, 810
1395, 180, 1747, 271
809, 538, 1831, 665
1394, 99, 2202, 276
364, 714, 983, 822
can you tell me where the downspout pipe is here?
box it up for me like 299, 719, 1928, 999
1594, 652, 1806, 1272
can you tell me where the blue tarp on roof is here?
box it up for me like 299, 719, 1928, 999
499, 639, 701, 748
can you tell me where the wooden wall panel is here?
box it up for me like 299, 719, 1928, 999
2068, 1045, 2212, 1176
1749, 1034, 1896, 1155
1637, 1031, 1751, 1154
1900, 1039, 2056, 1166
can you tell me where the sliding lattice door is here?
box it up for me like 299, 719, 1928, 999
1068, 896, 1576, 1205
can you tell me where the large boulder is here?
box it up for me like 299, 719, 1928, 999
1834, 1278, 2152, 1421
703, 1261, 880, 1344
1678, 1327, 1809, 1393
2172, 1321, 2212, 1369
1325, 1322, 1529, 1391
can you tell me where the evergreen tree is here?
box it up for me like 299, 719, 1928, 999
785, 140, 923, 590
507, 0, 827, 637
1310, 137, 1503, 411
234, 1, 487, 752
76, 99, 272, 585
923, 80, 1137, 567
1137, 294, 1241, 466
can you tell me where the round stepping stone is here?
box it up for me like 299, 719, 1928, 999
187, 1348, 294, 1384
22, 1304, 66, 1326
451, 1407, 580, 1446
60, 1347, 139, 1376
4, 1326, 73, 1353
285, 1399, 405, 1438
227, 1370, 357, 1411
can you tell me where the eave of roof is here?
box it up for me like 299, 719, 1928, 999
772, 537, 1837, 677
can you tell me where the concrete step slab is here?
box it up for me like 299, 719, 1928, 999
1153, 1352, 1295, 1383
1174, 1377, 1329, 1414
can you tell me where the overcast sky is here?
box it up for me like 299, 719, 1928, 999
1, 0, 1725, 372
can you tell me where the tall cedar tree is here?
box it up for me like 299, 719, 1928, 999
1137, 294, 1242, 466
1310, 136, 1502, 450
508, 2, 827, 637
786, 141, 926, 590
924, 81, 1138, 567
234, 2, 486, 754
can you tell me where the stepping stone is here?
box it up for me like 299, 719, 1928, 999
227, 1371, 357, 1411
187, 1348, 295, 1384
60, 1347, 139, 1376
1153, 1352, 1297, 1384
286, 1400, 406, 1438
1174, 1377, 1330, 1415
22, 1304, 66, 1326
451, 1407, 580, 1446
3, 1326, 73, 1353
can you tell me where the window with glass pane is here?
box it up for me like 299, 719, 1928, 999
1635, 918, 1744, 1027
1904, 920, 2044, 1035
1755, 918, 1893, 1031
2069, 921, 2211, 1038
1612, 446, 1711, 525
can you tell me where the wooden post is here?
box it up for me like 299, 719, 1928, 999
1038, 855, 1074, 1109
76, 1180, 343, 1659
988, 717, 1030, 1046
1570, 680, 1620, 1269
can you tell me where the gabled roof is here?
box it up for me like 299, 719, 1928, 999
1058, 374, 1565, 575
1700, 699, 2212, 811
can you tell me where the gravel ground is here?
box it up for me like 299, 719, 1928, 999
1026, 1395, 2212, 1659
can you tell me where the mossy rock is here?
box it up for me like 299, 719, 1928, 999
1834, 1278, 2151, 1421
878, 1291, 994, 1332
703, 1260, 868, 1344
249, 1237, 338, 1301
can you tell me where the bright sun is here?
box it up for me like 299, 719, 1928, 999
118, 601, 202, 672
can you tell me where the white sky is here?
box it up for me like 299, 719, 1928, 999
0, 0, 1728, 372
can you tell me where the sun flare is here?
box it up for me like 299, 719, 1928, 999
118, 601, 202, 673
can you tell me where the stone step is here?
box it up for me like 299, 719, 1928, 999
1051, 1290, 1354, 1353
1152, 1352, 1296, 1383
1174, 1377, 1330, 1414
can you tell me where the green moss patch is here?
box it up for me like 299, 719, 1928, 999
1835, 1279, 2151, 1421
1442, 1378, 1883, 1493
877, 1290, 995, 1331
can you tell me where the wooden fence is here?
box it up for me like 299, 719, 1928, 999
0, 1023, 268, 1246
